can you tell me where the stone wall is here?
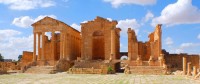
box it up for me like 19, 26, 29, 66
0, 62, 19, 73
20, 51, 33, 67
69, 68, 105, 74
164, 53, 199, 70
81, 16, 120, 60
127, 24, 162, 62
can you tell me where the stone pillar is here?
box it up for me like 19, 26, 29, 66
60, 32, 63, 59
42, 32, 45, 60
33, 33, 36, 62
159, 54, 164, 66
127, 28, 132, 61
183, 57, 186, 75
187, 62, 192, 76
150, 42, 154, 58
136, 55, 142, 66
62, 32, 66, 59
65, 33, 68, 60
51, 31, 55, 60
110, 28, 115, 60
37, 33, 41, 60
68, 35, 71, 60
193, 66, 197, 76
148, 56, 154, 66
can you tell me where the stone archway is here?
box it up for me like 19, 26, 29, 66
92, 31, 105, 60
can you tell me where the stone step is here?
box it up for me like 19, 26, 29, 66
128, 66, 165, 75
74, 61, 105, 69
25, 66, 56, 74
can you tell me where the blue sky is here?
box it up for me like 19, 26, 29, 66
0, 0, 200, 60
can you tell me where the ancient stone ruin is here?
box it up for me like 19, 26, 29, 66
125, 24, 166, 74
70, 17, 121, 74
1, 16, 199, 76
20, 17, 81, 73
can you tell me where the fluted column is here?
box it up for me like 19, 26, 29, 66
33, 33, 36, 62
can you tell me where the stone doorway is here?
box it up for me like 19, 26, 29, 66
92, 31, 105, 60
115, 62, 124, 73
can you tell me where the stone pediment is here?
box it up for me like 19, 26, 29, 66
31, 17, 60, 27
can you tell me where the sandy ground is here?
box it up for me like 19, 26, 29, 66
0, 73, 199, 84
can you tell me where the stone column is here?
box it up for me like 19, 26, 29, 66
187, 62, 192, 76
42, 32, 45, 60
150, 42, 154, 58
62, 32, 66, 59
110, 28, 115, 60
159, 54, 164, 66
37, 33, 41, 60
65, 33, 68, 60
136, 55, 142, 66
68, 35, 71, 60
60, 32, 63, 59
183, 57, 186, 75
127, 29, 132, 61
193, 66, 197, 76
51, 31, 55, 60
33, 33, 36, 62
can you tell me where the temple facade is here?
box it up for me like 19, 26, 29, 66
21, 17, 81, 67
81, 16, 121, 60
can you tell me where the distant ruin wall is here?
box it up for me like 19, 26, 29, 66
20, 51, 33, 66
164, 54, 199, 70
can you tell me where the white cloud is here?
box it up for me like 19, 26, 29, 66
103, 0, 156, 8
164, 37, 173, 46
198, 34, 200, 39
0, 0, 55, 10
180, 43, 200, 49
173, 42, 200, 54
106, 18, 112, 21
152, 0, 200, 26
144, 11, 154, 22
0, 29, 33, 60
71, 23, 81, 32
117, 19, 140, 35
12, 15, 57, 28
81, 21, 88, 24
0, 29, 21, 41
12, 16, 34, 28
175, 49, 184, 54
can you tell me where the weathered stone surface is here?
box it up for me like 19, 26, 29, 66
127, 24, 162, 64
20, 51, 33, 67
81, 16, 120, 60
20, 17, 81, 73
163, 53, 199, 71
31, 17, 81, 65
15, 16, 199, 75
55, 59, 72, 72
0, 62, 19, 74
